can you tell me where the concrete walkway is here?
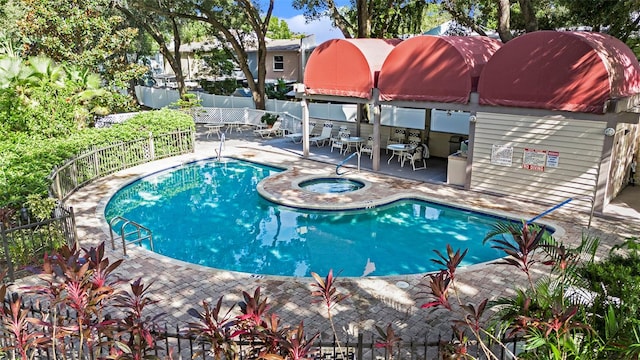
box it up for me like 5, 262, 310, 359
12, 132, 640, 342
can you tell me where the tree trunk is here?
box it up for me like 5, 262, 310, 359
497, 0, 513, 43
518, 0, 538, 33
114, 4, 186, 97
357, 0, 369, 38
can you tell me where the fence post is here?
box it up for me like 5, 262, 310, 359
69, 207, 79, 249
53, 166, 62, 201
149, 132, 156, 160
357, 333, 363, 360
91, 146, 99, 180
1, 223, 15, 281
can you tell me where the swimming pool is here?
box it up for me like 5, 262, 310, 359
104, 159, 525, 277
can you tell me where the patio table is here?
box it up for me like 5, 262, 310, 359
387, 143, 417, 164
344, 137, 365, 154
204, 124, 224, 139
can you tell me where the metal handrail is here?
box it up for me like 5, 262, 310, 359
109, 216, 154, 257
216, 133, 225, 160
336, 152, 358, 175
527, 196, 595, 229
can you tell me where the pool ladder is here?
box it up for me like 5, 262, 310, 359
109, 216, 154, 257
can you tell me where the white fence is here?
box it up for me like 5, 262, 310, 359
134, 86, 427, 129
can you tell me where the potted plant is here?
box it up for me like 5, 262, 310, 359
260, 113, 279, 128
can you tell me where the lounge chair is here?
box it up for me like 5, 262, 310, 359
284, 121, 317, 144
254, 119, 287, 138
310, 123, 334, 146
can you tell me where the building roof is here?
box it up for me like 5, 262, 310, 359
478, 31, 640, 114
303, 38, 401, 99
178, 38, 303, 53
377, 35, 502, 103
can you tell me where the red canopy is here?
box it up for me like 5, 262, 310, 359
478, 31, 640, 114
304, 39, 401, 99
378, 36, 501, 103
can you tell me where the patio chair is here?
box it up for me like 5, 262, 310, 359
253, 119, 287, 138
329, 125, 349, 147
386, 128, 406, 153
408, 129, 422, 139
310, 123, 334, 146
402, 143, 429, 170
359, 136, 374, 159
331, 130, 351, 154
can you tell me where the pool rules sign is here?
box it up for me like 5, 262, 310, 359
522, 148, 560, 171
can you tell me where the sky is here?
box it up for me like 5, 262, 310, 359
271, 0, 350, 44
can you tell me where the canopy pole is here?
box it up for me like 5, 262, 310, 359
372, 89, 381, 171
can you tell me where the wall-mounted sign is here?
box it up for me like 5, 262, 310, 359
491, 144, 513, 166
523, 148, 547, 171
546, 151, 560, 168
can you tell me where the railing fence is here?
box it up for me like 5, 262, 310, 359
194, 107, 303, 134
49, 130, 194, 201
0, 206, 77, 281
0, 298, 522, 359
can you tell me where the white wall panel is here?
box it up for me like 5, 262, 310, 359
471, 112, 605, 211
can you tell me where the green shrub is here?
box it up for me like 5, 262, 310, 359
0, 109, 193, 209
580, 251, 640, 347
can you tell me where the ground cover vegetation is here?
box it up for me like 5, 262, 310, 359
0, 223, 639, 359
0, 49, 193, 270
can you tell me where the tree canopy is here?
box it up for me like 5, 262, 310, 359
17, 0, 146, 85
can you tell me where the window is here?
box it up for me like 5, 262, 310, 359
273, 55, 284, 71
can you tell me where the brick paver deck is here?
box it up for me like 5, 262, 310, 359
12, 133, 640, 341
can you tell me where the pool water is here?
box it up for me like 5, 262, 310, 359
299, 178, 365, 193
105, 159, 517, 277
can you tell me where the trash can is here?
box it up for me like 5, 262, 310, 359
449, 135, 463, 154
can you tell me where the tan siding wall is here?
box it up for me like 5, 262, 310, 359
471, 113, 606, 211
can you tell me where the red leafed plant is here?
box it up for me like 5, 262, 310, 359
310, 270, 350, 356
269, 321, 320, 360
237, 287, 270, 330
432, 244, 468, 281
186, 296, 238, 360
112, 278, 163, 359
420, 271, 452, 311
484, 221, 547, 291
23, 243, 121, 357
374, 323, 402, 359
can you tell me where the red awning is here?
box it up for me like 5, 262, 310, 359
377, 36, 502, 103
304, 39, 401, 99
478, 31, 640, 114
